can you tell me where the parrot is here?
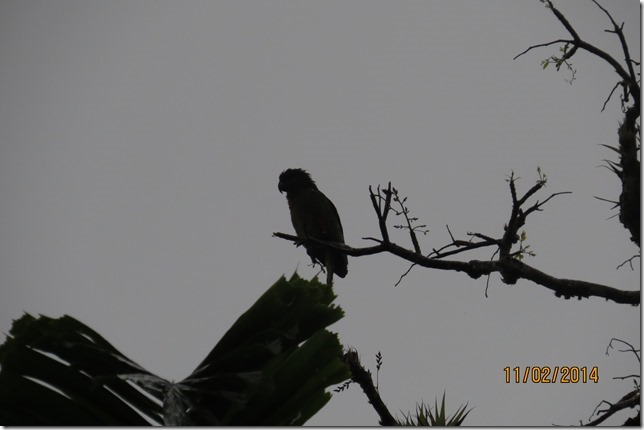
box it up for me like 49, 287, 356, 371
278, 168, 348, 285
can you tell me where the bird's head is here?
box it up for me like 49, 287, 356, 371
278, 168, 317, 194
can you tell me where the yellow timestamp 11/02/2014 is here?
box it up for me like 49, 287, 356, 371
503, 366, 599, 384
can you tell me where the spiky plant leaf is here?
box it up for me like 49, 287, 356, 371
397, 392, 472, 426
0, 272, 349, 425
0, 313, 163, 425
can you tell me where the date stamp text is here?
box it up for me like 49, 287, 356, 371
504, 366, 599, 383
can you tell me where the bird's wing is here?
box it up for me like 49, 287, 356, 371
294, 188, 345, 243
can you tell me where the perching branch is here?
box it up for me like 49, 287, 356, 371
274, 173, 639, 306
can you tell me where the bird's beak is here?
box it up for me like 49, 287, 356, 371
278, 182, 284, 193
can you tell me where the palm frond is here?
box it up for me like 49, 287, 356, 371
0, 272, 349, 425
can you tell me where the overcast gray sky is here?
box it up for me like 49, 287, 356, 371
0, 0, 640, 426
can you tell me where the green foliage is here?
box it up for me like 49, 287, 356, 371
512, 229, 536, 261
397, 392, 472, 426
535, 1, 579, 84
0, 273, 349, 425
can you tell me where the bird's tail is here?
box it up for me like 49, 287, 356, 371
327, 250, 348, 279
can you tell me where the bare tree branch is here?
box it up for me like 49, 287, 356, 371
515, 1, 640, 104
514, 40, 572, 61
514, 0, 640, 246
341, 349, 397, 426
300, 168, 630, 305
369, 183, 392, 244
585, 389, 640, 426
616, 255, 640, 271
274, 171, 639, 306
591, 0, 638, 85
429, 234, 500, 260
390, 187, 425, 254
601, 81, 622, 112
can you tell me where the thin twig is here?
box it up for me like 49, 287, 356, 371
606, 338, 641, 362
616, 255, 640, 271
513, 39, 573, 60
601, 81, 622, 112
